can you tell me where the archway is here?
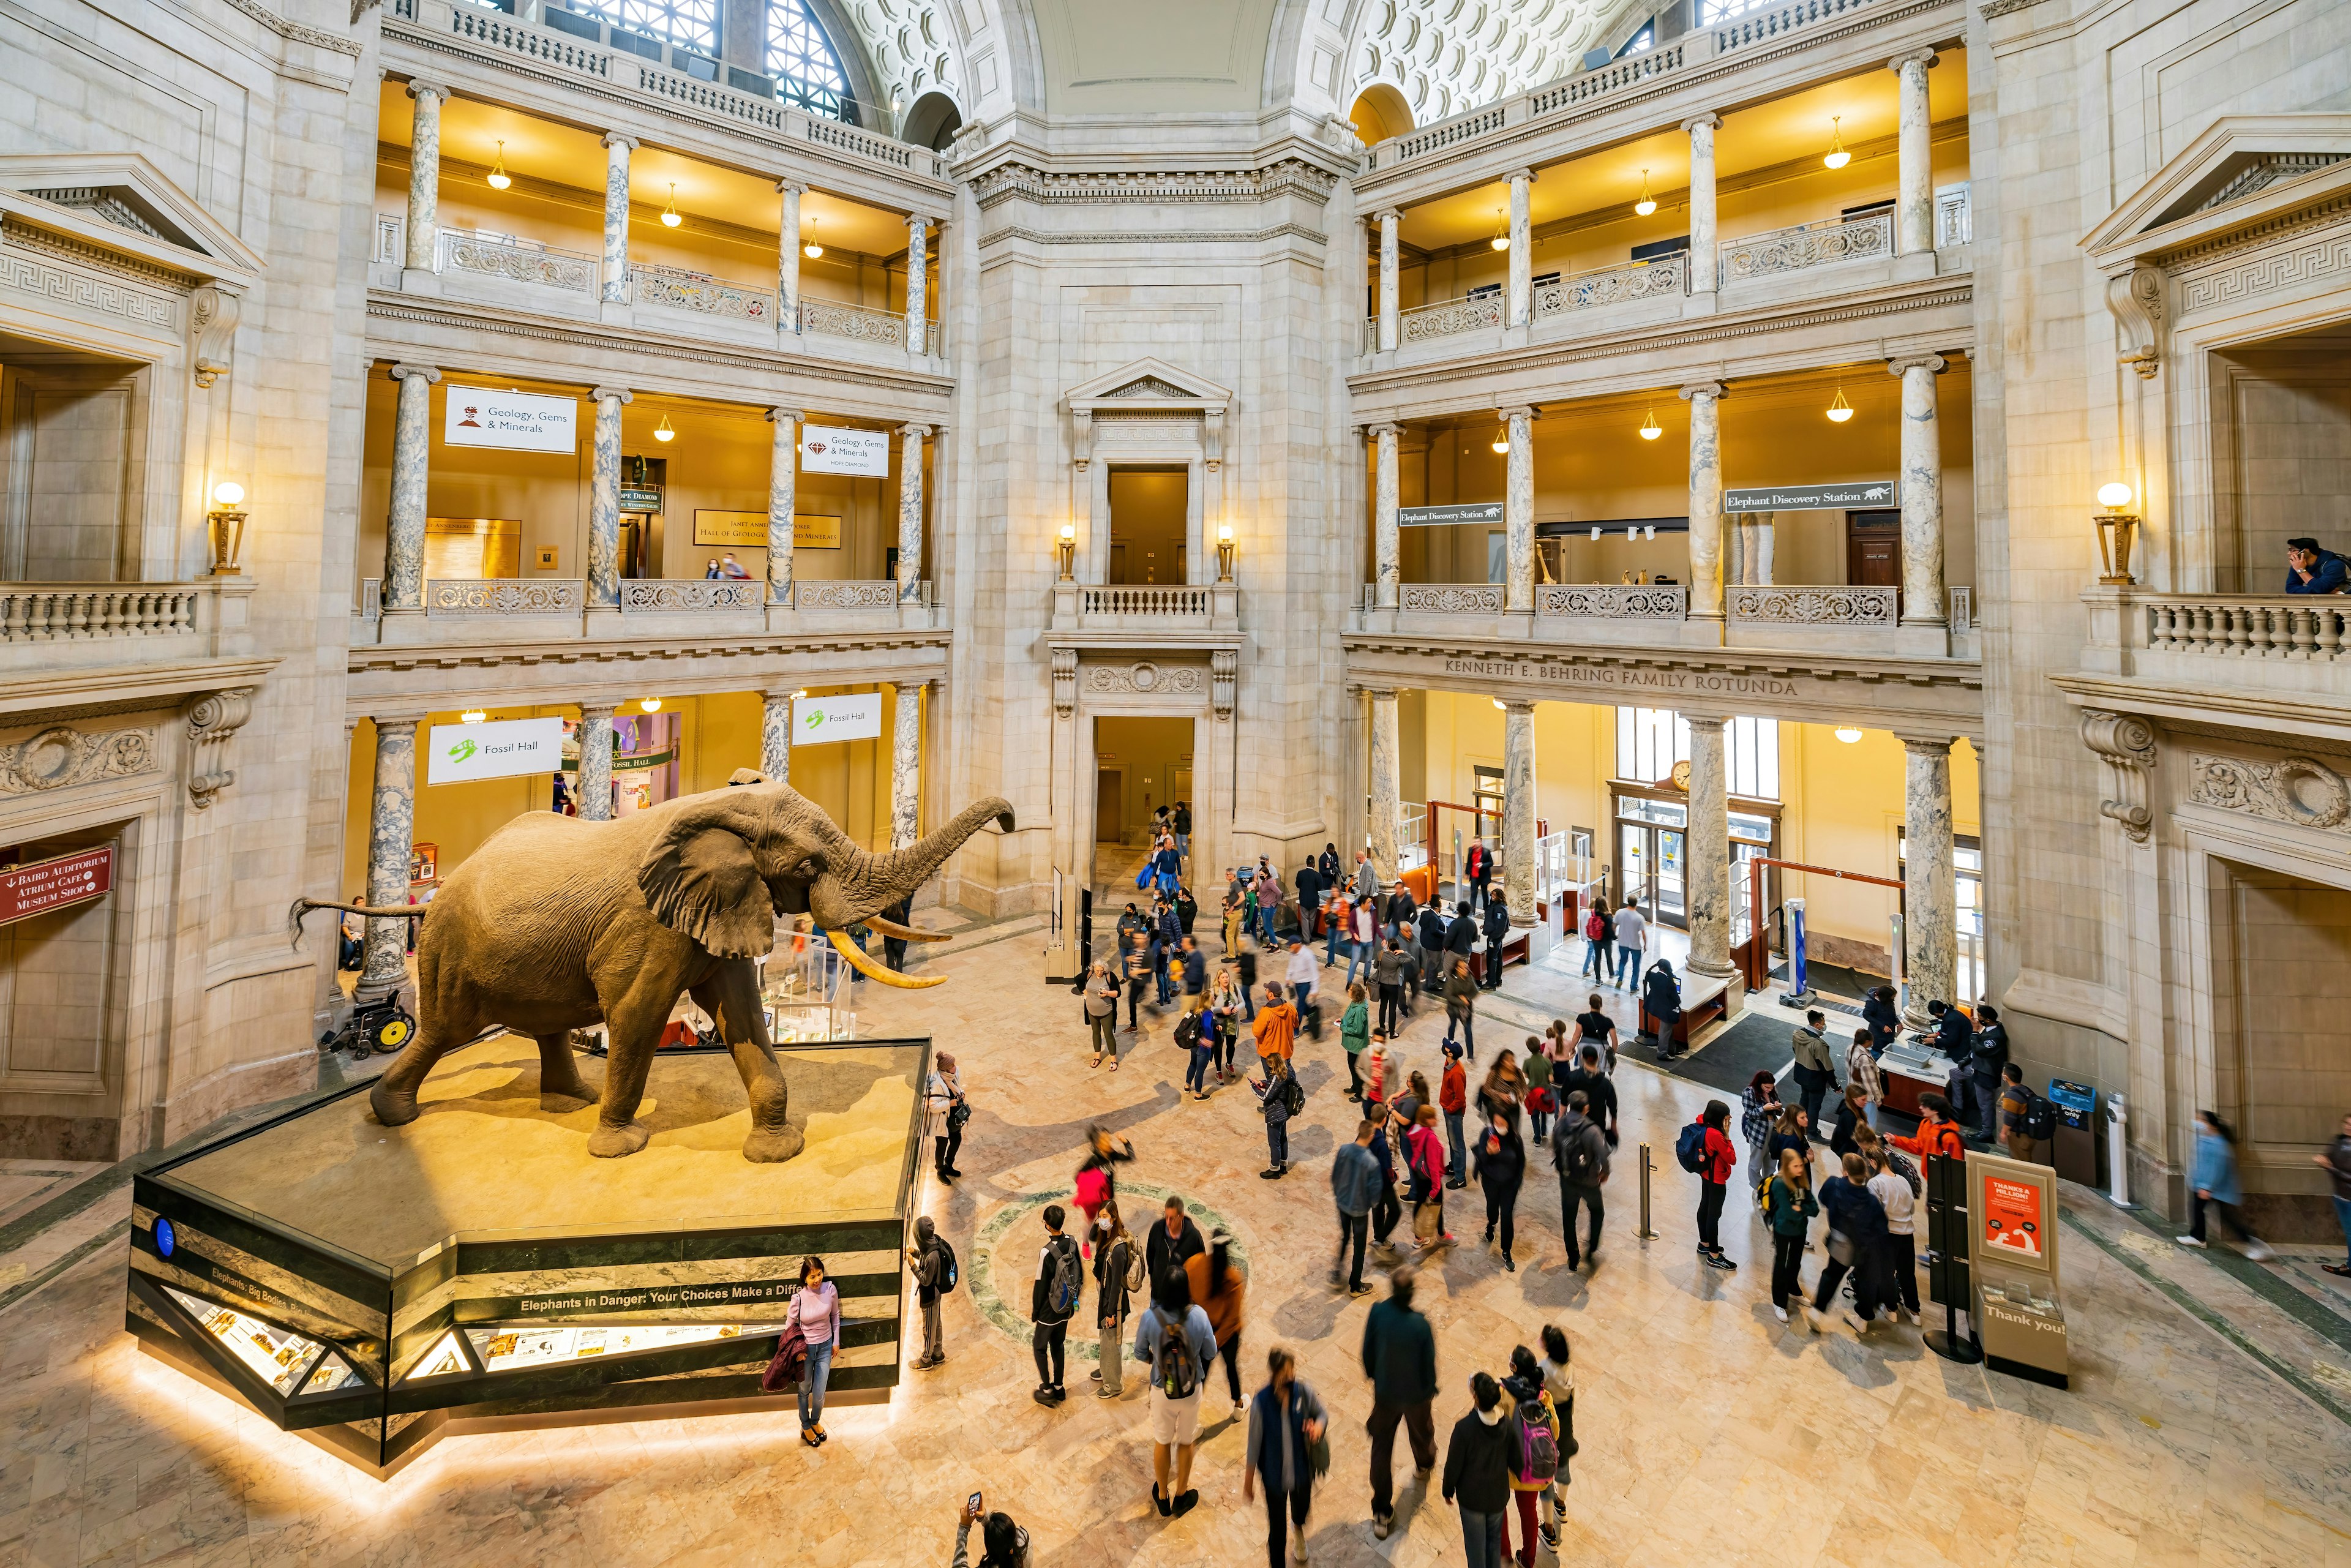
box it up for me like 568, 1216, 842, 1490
1348, 83, 1412, 147
901, 90, 964, 152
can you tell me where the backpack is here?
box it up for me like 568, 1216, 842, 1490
1881, 1146, 1923, 1196
934, 1237, 960, 1296
1674, 1120, 1710, 1174
1283, 1074, 1307, 1117
1175, 1011, 1202, 1050
1584, 910, 1609, 941
1044, 1234, 1082, 1318
1156, 1313, 1200, 1399
2020, 1087, 2058, 1142
1556, 1124, 1599, 1184
1122, 1237, 1145, 1296
1517, 1398, 1559, 1483
1756, 1173, 1777, 1215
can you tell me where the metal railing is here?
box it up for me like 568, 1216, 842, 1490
424, 579, 583, 616
1534, 252, 1687, 317
1727, 584, 1898, 626
618, 579, 763, 612
1719, 210, 1892, 287
0, 584, 203, 640
1400, 583, 1506, 614
1080, 585, 1210, 615
630, 262, 777, 323
1536, 583, 1688, 620
1398, 291, 1505, 344
2142, 595, 2351, 660
435, 227, 598, 294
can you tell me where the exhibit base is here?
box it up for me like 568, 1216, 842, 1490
127, 1035, 928, 1476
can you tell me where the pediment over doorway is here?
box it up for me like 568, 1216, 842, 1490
1063, 357, 1231, 418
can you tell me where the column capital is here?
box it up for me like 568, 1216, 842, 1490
899, 422, 932, 439
1680, 710, 1731, 730
1373, 208, 1401, 227
1894, 730, 1958, 753
1498, 404, 1536, 422
388, 362, 440, 386
369, 713, 426, 731
1502, 699, 1535, 716
1680, 111, 1722, 133
405, 78, 450, 103
1888, 353, 1948, 377
1678, 380, 1727, 403
590, 384, 633, 406
577, 702, 618, 721
768, 406, 806, 424
1505, 168, 1535, 187
1889, 48, 1939, 73
602, 130, 639, 151
1363, 420, 1401, 438
1365, 685, 1397, 700
776, 178, 808, 196
895, 675, 934, 692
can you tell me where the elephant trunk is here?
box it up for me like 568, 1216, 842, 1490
808, 796, 1014, 928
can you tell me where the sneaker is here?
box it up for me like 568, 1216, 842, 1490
1773, 1305, 1789, 1324
1097, 1385, 1119, 1398
2245, 1241, 2276, 1262
1374, 1514, 1395, 1540
1155, 1484, 1171, 1518
2175, 1234, 2207, 1249
1540, 1525, 1561, 1550
1502, 1251, 1515, 1272
1350, 1281, 1375, 1297
1173, 1489, 1198, 1518
1701, 1251, 1737, 1272
1483, 1226, 1496, 1245
1090, 1368, 1103, 1381
1261, 1168, 1284, 1180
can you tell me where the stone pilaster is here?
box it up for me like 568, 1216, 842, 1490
1684, 713, 1736, 980
1891, 51, 1938, 257
1681, 382, 1727, 621
1503, 700, 1537, 925
892, 680, 926, 850
357, 718, 418, 1003
767, 407, 802, 604
1752, 512, 1775, 585
383, 363, 440, 613
1684, 113, 1721, 296
897, 423, 929, 603
904, 214, 929, 356
576, 703, 616, 822
1376, 209, 1400, 353
600, 133, 636, 304
1501, 405, 1534, 612
1890, 354, 1948, 626
762, 690, 795, 786
403, 81, 448, 276
1506, 170, 1534, 327
1899, 732, 1958, 1024
1368, 686, 1400, 880
1370, 422, 1400, 609
776, 181, 805, 329
587, 386, 630, 606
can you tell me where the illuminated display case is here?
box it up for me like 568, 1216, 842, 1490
760, 929, 855, 1042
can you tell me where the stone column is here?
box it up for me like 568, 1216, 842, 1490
1753, 512, 1775, 585
891, 680, 927, 849
1506, 170, 1534, 327
587, 386, 631, 606
1502, 405, 1535, 612
1368, 686, 1400, 880
1890, 354, 1947, 625
600, 133, 636, 304
1891, 51, 1937, 257
403, 81, 448, 276
897, 424, 929, 603
776, 181, 805, 329
1503, 700, 1537, 926
357, 718, 418, 1003
1371, 421, 1401, 609
904, 214, 929, 356
383, 364, 440, 612
767, 407, 802, 604
1684, 713, 1736, 980
1681, 381, 1727, 621
1376, 209, 1401, 353
1900, 733, 1957, 1024
576, 703, 616, 821
762, 689, 795, 786
1684, 113, 1720, 296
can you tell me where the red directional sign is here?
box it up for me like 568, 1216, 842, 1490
0, 846, 113, 928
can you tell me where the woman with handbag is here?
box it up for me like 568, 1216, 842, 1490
783, 1256, 842, 1446
1240, 1346, 1327, 1568
1084, 963, 1120, 1068
1408, 1103, 1454, 1249
927, 1052, 967, 1182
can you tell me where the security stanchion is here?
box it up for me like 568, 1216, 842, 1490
1636, 1141, 1659, 1241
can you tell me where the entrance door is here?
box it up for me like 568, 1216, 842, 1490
1845, 509, 1899, 587
1616, 821, 1687, 929
1095, 769, 1122, 845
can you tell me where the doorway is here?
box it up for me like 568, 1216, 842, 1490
1108, 467, 1188, 585
1089, 715, 1195, 890
1615, 799, 1687, 929
1845, 509, 1899, 587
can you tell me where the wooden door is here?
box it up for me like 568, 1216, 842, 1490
1845, 509, 1899, 587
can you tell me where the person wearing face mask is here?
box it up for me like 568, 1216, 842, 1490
1473, 1106, 1528, 1273
1092, 1199, 1136, 1398
1444, 1371, 1517, 1568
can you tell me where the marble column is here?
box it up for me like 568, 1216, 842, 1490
762, 689, 795, 786
1371, 421, 1401, 609
1900, 733, 1957, 1024
1368, 686, 1400, 880
576, 703, 616, 822
1891, 51, 1937, 257
1684, 113, 1721, 296
1890, 354, 1947, 625
1506, 170, 1534, 327
357, 718, 418, 1003
587, 386, 631, 606
403, 81, 448, 274
1503, 700, 1537, 926
1684, 713, 1736, 980
776, 181, 805, 329
599, 133, 636, 304
891, 680, 926, 850
383, 364, 440, 612
1502, 405, 1535, 612
1376, 209, 1401, 353
897, 423, 929, 603
904, 214, 929, 356
1681, 381, 1727, 621
767, 407, 802, 604
1753, 512, 1775, 585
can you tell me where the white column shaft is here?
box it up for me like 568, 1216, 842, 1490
384, 365, 438, 611
1902, 735, 1957, 1024
403, 84, 445, 273
904, 215, 929, 355
1504, 702, 1537, 925
891, 681, 925, 849
1504, 407, 1534, 612
777, 182, 804, 328
898, 424, 928, 602
600, 134, 636, 304
1369, 688, 1401, 880
762, 691, 794, 786
358, 719, 418, 1002
1685, 115, 1720, 295
1376, 210, 1401, 353
1895, 358, 1947, 622
1373, 424, 1400, 609
1682, 383, 1726, 620
767, 408, 801, 604
576, 705, 615, 821
1507, 172, 1534, 327
588, 388, 630, 606
1684, 715, 1735, 979
1894, 54, 1936, 256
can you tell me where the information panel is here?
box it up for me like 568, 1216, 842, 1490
427, 718, 565, 786
442, 386, 579, 454
0, 846, 112, 928
799, 426, 890, 476
1722, 480, 1898, 511
792, 693, 882, 746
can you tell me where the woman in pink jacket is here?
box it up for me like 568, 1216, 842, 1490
1407, 1104, 1454, 1248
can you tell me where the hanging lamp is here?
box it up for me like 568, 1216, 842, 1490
1824, 116, 1850, 170
486, 140, 511, 190
1634, 170, 1657, 217
654, 414, 676, 443
1490, 207, 1509, 251
1826, 387, 1854, 423
1638, 408, 1662, 440
1491, 425, 1510, 454
661, 183, 682, 227
803, 218, 823, 259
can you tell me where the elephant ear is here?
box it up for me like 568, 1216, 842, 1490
637, 799, 776, 959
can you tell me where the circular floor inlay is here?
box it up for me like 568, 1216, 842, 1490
965, 1182, 1248, 1361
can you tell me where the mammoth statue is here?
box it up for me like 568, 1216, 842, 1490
293, 780, 1012, 1162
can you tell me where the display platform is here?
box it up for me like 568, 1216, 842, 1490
127, 1033, 929, 1474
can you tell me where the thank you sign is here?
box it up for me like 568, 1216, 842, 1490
1400, 501, 1505, 528
0, 846, 112, 928
799, 425, 891, 476
792, 693, 883, 746
1722, 480, 1898, 511
427, 718, 565, 786
443, 386, 579, 454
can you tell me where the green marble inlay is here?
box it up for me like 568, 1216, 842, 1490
966, 1183, 1247, 1364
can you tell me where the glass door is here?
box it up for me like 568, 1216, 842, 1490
1614, 793, 1690, 929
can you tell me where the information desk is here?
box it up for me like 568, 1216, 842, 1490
127, 1034, 929, 1476
1875, 1038, 1960, 1117
1640, 973, 1729, 1047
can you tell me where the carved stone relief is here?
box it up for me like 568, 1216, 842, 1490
0, 726, 156, 795
2078, 710, 2158, 842
187, 688, 255, 809
2187, 752, 2351, 833
1084, 661, 1206, 697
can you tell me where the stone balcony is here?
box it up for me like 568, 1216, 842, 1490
2068, 586, 2351, 746
1046, 582, 1242, 647
355, 576, 941, 647
1354, 580, 1976, 660
0, 578, 275, 714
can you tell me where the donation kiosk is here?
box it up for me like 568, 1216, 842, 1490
1968, 1150, 2069, 1387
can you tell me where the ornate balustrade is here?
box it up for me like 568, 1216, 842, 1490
1711, 0, 1880, 53
799, 298, 906, 349
435, 227, 598, 295
424, 579, 583, 616
1399, 293, 1505, 345
797, 580, 904, 611
0, 583, 203, 640
630, 263, 776, 323
1727, 584, 1897, 626
1528, 43, 1685, 112
1534, 253, 1687, 318
1400, 583, 1506, 615
1718, 211, 1891, 287
2142, 595, 2350, 661
618, 579, 762, 612
1080, 585, 1210, 616
1537, 583, 1689, 620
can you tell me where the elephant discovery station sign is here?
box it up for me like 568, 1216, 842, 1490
427, 717, 565, 785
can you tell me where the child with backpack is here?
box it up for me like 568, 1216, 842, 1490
1676, 1101, 1741, 1270
1030, 1204, 1084, 1406
1131, 1271, 1218, 1519
1761, 1149, 1820, 1329
1501, 1346, 1562, 1568
907, 1215, 958, 1370
1254, 1052, 1303, 1179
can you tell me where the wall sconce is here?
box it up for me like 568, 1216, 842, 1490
207, 481, 247, 575
1824, 117, 1850, 170
654, 414, 676, 443
1826, 388, 1854, 423
487, 141, 511, 190
1638, 409, 1662, 440
1217, 523, 1235, 583
661, 183, 682, 228
460, 710, 488, 724
2094, 482, 2139, 585
1834, 726, 1863, 743
1634, 170, 1656, 217
1056, 522, 1076, 581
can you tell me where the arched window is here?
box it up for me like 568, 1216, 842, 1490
767, 0, 852, 120
574, 0, 718, 55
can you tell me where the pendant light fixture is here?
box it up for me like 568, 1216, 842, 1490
1490, 208, 1509, 252
486, 140, 511, 190
1634, 170, 1657, 217
1834, 726, 1864, 743
640, 697, 663, 714
1490, 425, 1510, 454
654, 414, 676, 443
661, 183, 682, 227
1638, 408, 1662, 440
1823, 116, 1850, 170
802, 219, 823, 260
1826, 387, 1854, 423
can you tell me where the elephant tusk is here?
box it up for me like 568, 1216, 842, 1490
861, 915, 948, 943
827, 929, 945, 989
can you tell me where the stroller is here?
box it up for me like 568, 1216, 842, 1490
321, 993, 415, 1057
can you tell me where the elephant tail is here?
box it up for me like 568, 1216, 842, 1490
287, 896, 426, 950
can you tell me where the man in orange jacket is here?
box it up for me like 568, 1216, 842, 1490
1890, 1092, 1968, 1161
1254, 981, 1299, 1062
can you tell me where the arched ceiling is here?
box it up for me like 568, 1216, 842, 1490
1344, 0, 1612, 129
831, 0, 967, 125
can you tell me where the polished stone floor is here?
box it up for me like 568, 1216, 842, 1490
5, 918, 2350, 1567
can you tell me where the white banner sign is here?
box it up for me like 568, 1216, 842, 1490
798, 425, 890, 476
792, 693, 883, 746
427, 718, 566, 786
443, 386, 579, 454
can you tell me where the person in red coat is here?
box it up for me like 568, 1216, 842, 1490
1694, 1100, 1740, 1270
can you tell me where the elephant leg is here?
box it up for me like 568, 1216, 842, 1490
692, 961, 802, 1165
369, 947, 474, 1128
587, 985, 674, 1158
535, 1031, 599, 1111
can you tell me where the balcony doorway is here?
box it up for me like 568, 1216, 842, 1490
1089, 715, 1194, 896
1108, 467, 1187, 585
1845, 509, 1899, 587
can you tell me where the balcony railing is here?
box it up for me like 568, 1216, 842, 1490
799, 298, 905, 348
797, 580, 904, 611
1711, 0, 1881, 53
2142, 595, 2351, 661
1399, 292, 1505, 345
435, 227, 598, 296
424, 579, 583, 616
1400, 583, 1506, 615
1534, 253, 1687, 318
1727, 584, 1898, 626
631, 262, 776, 324
1936, 182, 1973, 249
1526, 42, 1685, 114
619, 579, 763, 612
1081, 585, 1211, 617
0, 583, 203, 640
1719, 211, 1892, 288
1536, 583, 1689, 620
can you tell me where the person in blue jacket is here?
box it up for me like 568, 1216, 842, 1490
2285, 538, 2350, 595
2177, 1110, 2274, 1260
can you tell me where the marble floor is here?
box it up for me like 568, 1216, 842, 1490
5, 921, 2350, 1567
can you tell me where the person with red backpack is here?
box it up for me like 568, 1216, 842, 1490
1676, 1101, 1741, 1270
1578, 895, 1613, 980
1500, 1346, 1562, 1567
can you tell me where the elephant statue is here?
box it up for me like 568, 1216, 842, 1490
292, 781, 1013, 1162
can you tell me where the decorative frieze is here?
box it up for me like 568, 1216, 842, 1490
1083, 661, 1206, 697
0, 725, 156, 797
1400, 584, 1505, 615
797, 581, 901, 611
2188, 752, 2351, 834
424, 579, 583, 616
1728, 585, 1897, 626
1537, 583, 1689, 620
618, 580, 762, 612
